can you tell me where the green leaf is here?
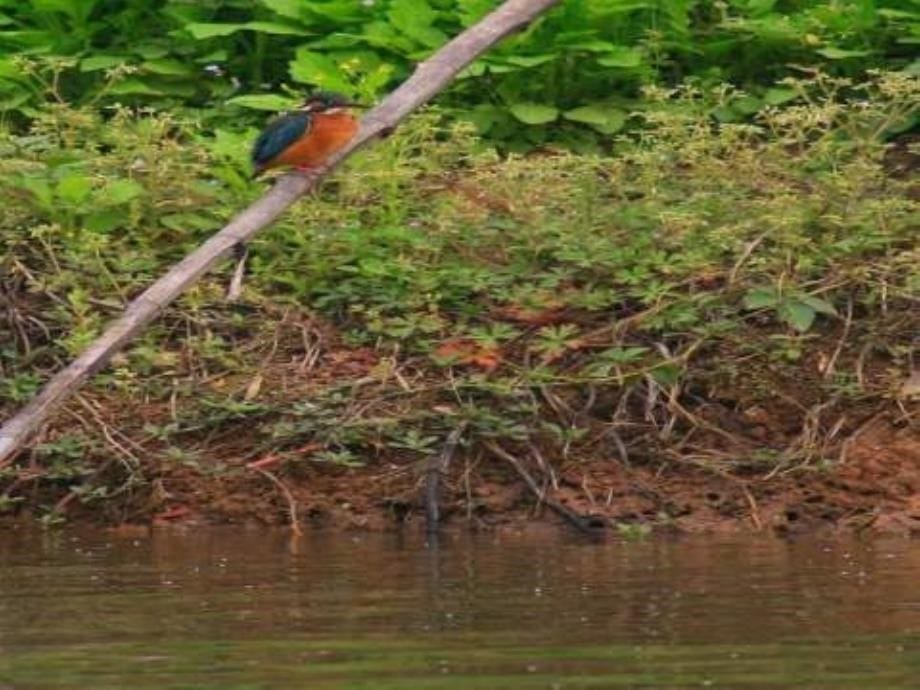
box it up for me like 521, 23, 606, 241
186, 21, 306, 40
244, 21, 308, 35
57, 175, 93, 206
259, 0, 307, 20
597, 46, 643, 68
226, 94, 300, 111
816, 47, 871, 60
185, 22, 248, 39
764, 87, 798, 106
780, 301, 816, 333
103, 179, 144, 205
505, 54, 556, 67
599, 346, 649, 364
563, 39, 618, 52
142, 59, 194, 77
106, 79, 164, 96
509, 103, 558, 125
80, 55, 130, 72
563, 105, 627, 133
743, 287, 778, 310
85, 209, 122, 234
733, 95, 762, 115
799, 295, 837, 317
289, 49, 351, 92
388, 0, 446, 47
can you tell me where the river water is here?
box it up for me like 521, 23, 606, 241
0, 528, 917, 689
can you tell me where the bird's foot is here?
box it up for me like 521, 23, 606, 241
226, 243, 249, 303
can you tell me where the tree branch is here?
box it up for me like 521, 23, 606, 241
0, 0, 562, 465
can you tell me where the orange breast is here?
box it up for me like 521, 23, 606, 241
271, 113, 359, 169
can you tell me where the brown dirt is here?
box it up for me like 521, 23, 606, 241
64, 407, 920, 539
5, 313, 919, 537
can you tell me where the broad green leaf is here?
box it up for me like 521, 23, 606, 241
134, 44, 169, 60
457, 0, 493, 26
186, 21, 306, 40
227, 94, 300, 111
464, 104, 505, 133
362, 20, 416, 53
505, 54, 556, 67
563, 105, 626, 133
509, 103, 558, 125
289, 49, 350, 92
650, 363, 682, 386
0, 58, 21, 79
142, 59, 193, 77
185, 22, 248, 39
259, 0, 307, 20
107, 79, 164, 96
388, 0, 446, 47
764, 87, 797, 105
743, 288, 778, 310
57, 175, 93, 206
244, 21, 308, 35
597, 46, 643, 68
80, 55, 130, 72
800, 295, 837, 317
389, 0, 437, 30
599, 346, 649, 364
733, 95, 762, 115
816, 47, 871, 59
103, 179, 144, 205
563, 39, 618, 52
85, 209, 122, 234
780, 301, 816, 333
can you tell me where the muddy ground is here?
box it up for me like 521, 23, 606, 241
11, 318, 914, 539
135, 414, 917, 537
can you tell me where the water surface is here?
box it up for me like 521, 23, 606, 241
0, 528, 917, 689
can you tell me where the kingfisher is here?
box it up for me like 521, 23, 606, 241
250, 91, 365, 178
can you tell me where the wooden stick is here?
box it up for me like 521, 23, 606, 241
0, 0, 561, 465
484, 441, 605, 534
424, 422, 467, 533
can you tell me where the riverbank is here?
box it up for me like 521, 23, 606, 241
1, 74, 917, 534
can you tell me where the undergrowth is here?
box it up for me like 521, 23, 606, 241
0, 71, 917, 523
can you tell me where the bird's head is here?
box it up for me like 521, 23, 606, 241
301, 91, 366, 115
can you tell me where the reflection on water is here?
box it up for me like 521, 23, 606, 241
0, 528, 917, 689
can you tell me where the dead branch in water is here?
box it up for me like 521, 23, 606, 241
424, 422, 467, 533
484, 441, 606, 535
0, 0, 562, 465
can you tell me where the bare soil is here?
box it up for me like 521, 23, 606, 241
22, 323, 911, 539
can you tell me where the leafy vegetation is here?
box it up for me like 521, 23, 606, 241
1, 69, 916, 521
1, 1, 918, 149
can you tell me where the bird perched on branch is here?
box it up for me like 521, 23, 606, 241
228, 92, 365, 301
250, 91, 365, 178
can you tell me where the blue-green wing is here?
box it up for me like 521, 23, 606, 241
251, 112, 311, 169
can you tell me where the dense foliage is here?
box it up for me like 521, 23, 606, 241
1, 0, 918, 149
0, 1, 917, 521
1, 72, 916, 514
